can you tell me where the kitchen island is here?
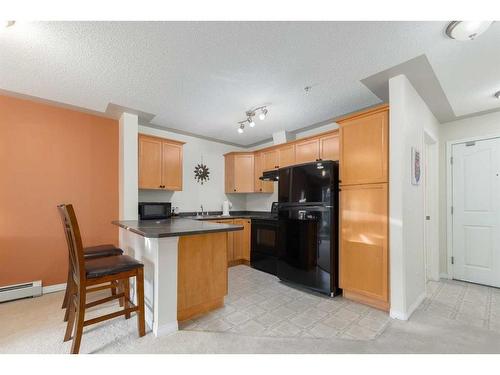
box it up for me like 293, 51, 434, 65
113, 218, 242, 337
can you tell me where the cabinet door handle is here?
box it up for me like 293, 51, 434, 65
234, 189, 236, 192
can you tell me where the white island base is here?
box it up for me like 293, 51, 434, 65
119, 228, 179, 337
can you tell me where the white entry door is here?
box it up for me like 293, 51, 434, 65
452, 137, 500, 287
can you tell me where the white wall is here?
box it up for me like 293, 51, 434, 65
389, 75, 440, 320
245, 122, 339, 211
138, 126, 247, 212
438, 111, 500, 277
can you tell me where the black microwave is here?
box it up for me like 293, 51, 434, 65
138, 202, 172, 220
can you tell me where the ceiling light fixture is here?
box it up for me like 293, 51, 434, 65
445, 21, 493, 41
236, 105, 269, 133
4, 21, 15, 28
259, 108, 268, 120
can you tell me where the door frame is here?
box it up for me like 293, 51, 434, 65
446, 132, 500, 280
424, 131, 439, 281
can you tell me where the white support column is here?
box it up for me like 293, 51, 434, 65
119, 112, 139, 220
119, 228, 179, 336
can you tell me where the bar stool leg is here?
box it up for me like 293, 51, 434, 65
71, 292, 86, 354
136, 268, 146, 337
123, 278, 131, 319
64, 295, 76, 342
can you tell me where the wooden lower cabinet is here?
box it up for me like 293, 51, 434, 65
177, 232, 228, 321
212, 219, 251, 266
233, 219, 251, 262
340, 183, 389, 310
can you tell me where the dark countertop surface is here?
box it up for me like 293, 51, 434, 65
179, 211, 277, 221
112, 218, 243, 238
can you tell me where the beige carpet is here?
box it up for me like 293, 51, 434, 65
1, 266, 499, 354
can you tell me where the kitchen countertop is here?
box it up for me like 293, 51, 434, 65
112, 218, 243, 238
179, 211, 277, 221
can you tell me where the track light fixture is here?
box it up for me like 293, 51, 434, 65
259, 108, 268, 120
236, 105, 269, 133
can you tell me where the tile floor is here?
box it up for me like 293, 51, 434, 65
1, 265, 500, 353
419, 277, 500, 332
180, 265, 391, 340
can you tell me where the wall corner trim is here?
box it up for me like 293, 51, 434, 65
390, 291, 426, 321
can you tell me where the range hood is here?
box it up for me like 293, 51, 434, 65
260, 170, 279, 181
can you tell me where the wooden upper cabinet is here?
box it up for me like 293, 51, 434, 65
139, 136, 163, 189
338, 107, 388, 185
340, 183, 388, 309
295, 138, 320, 164
319, 133, 339, 161
139, 134, 184, 190
278, 144, 295, 168
162, 140, 183, 191
225, 153, 254, 193
254, 153, 274, 193
262, 149, 279, 171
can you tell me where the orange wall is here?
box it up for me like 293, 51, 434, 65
0, 94, 119, 287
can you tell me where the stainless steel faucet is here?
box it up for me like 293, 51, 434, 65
200, 205, 205, 216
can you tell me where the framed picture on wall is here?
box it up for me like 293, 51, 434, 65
411, 147, 421, 185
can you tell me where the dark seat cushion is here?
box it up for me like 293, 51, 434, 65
85, 255, 143, 279
83, 244, 123, 259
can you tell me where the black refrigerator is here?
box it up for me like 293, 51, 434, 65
276, 160, 341, 297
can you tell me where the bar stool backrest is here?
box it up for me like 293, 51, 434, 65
57, 204, 86, 286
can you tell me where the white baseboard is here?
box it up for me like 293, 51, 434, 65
42, 283, 67, 294
389, 309, 407, 320
153, 321, 178, 337
390, 291, 426, 321
440, 273, 451, 280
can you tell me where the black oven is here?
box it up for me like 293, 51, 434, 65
138, 202, 172, 220
251, 217, 278, 275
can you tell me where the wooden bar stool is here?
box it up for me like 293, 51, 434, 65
57, 204, 146, 354
61, 244, 124, 321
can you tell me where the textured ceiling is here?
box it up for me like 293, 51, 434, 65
1, 21, 499, 146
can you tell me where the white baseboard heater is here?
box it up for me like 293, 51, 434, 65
0, 280, 42, 303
